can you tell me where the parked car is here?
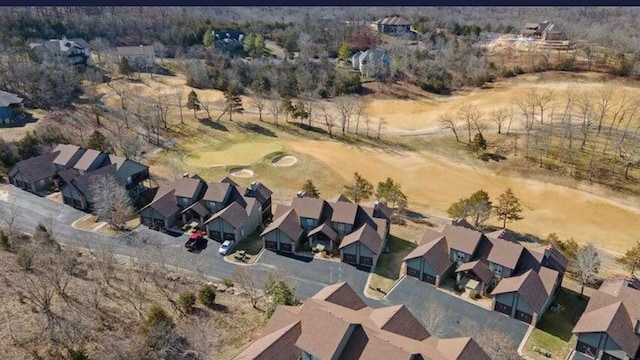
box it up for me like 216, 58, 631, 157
219, 240, 235, 255
185, 231, 206, 251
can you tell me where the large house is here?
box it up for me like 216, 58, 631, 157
375, 16, 411, 34
139, 175, 271, 243
261, 193, 390, 268
0, 90, 24, 126
234, 281, 490, 360
521, 21, 568, 41
28, 38, 91, 66
403, 224, 567, 325
8, 144, 150, 209
350, 48, 390, 78
570, 276, 640, 360
212, 30, 245, 49
116, 45, 156, 70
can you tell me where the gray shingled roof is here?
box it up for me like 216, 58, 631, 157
0, 90, 23, 107
73, 149, 102, 171
261, 209, 304, 241
9, 152, 59, 182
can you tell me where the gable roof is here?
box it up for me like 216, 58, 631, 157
246, 182, 273, 204
181, 200, 210, 218
273, 204, 293, 220
203, 182, 231, 202
67, 164, 123, 202
291, 197, 326, 220
10, 152, 59, 182
339, 223, 384, 255
485, 228, 518, 243
107, 155, 148, 179
441, 224, 483, 256
0, 90, 23, 107
329, 201, 359, 225
492, 269, 550, 313
311, 281, 367, 310
73, 149, 103, 171
173, 177, 203, 199
116, 45, 155, 57
530, 244, 569, 272
220, 176, 239, 187
369, 305, 430, 341
436, 337, 487, 360
307, 222, 338, 241
206, 201, 248, 228
261, 209, 304, 241
404, 236, 453, 275
573, 278, 640, 358
486, 238, 524, 270
455, 260, 493, 285
141, 186, 180, 218
234, 321, 302, 360
329, 194, 352, 203
377, 16, 411, 26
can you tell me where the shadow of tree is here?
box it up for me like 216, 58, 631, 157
536, 287, 588, 342
237, 122, 277, 137
200, 118, 228, 132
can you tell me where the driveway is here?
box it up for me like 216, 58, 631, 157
384, 276, 529, 345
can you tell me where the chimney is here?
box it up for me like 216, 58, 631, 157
296, 191, 306, 198
182, 173, 189, 178
250, 181, 258, 191
374, 200, 380, 209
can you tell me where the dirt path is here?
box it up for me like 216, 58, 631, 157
284, 140, 640, 254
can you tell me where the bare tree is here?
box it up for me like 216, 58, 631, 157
577, 92, 594, 150
490, 108, 509, 134
233, 267, 264, 310
269, 95, 280, 126
439, 114, 461, 142
574, 243, 601, 297
319, 103, 335, 138
457, 104, 483, 143
107, 81, 130, 128
90, 174, 134, 230
595, 88, 614, 136
532, 89, 554, 125
464, 324, 521, 360
334, 96, 359, 136
377, 118, 387, 139
251, 94, 267, 122
421, 299, 449, 338
173, 87, 185, 125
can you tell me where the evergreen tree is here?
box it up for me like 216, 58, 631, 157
87, 130, 113, 153
186, 90, 200, 118
469, 132, 487, 155
118, 57, 134, 77
494, 188, 523, 228
338, 41, 354, 61
447, 189, 492, 228
302, 179, 320, 198
203, 28, 214, 47
344, 172, 373, 204
617, 241, 640, 276
224, 88, 244, 121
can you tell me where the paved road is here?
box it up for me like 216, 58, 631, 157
384, 276, 529, 345
0, 185, 527, 349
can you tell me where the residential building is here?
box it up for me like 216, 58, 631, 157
139, 175, 270, 242
28, 38, 91, 66
261, 194, 390, 268
212, 29, 245, 49
402, 224, 567, 325
116, 45, 156, 70
7, 152, 60, 195
351, 48, 390, 78
571, 276, 640, 360
0, 90, 24, 125
520, 21, 568, 41
375, 16, 412, 34
233, 282, 490, 360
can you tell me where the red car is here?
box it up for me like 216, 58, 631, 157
185, 231, 206, 251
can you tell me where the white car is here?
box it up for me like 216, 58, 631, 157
219, 240, 235, 255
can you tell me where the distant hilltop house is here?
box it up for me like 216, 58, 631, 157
520, 21, 568, 41
375, 16, 411, 34
0, 90, 24, 126
212, 29, 245, 48
350, 48, 390, 78
116, 45, 156, 70
28, 37, 91, 67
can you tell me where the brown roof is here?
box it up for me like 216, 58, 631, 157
235, 282, 490, 360
441, 224, 483, 256
142, 186, 180, 217
369, 305, 430, 341
206, 202, 248, 228
455, 260, 493, 285
181, 201, 210, 218
311, 281, 366, 310
486, 238, 523, 270
530, 244, 569, 272
329, 201, 359, 225
421, 227, 445, 243
485, 228, 519, 243
220, 176, 239, 187
492, 270, 550, 313
261, 209, 303, 241
202, 182, 231, 202
174, 177, 203, 199
52, 144, 83, 167
246, 182, 273, 204
329, 194, 352, 203
538, 266, 559, 296
10, 152, 59, 182
339, 223, 384, 255
73, 148, 102, 171
291, 197, 326, 220
234, 321, 302, 360
404, 236, 453, 275
452, 218, 475, 230
273, 204, 293, 219
573, 279, 640, 358
307, 222, 338, 241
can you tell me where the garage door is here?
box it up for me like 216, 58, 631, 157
515, 310, 533, 324
575, 341, 598, 358
422, 273, 436, 285
279, 243, 292, 253
265, 240, 277, 250
210, 231, 221, 241
494, 302, 512, 316
223, 232, 235, 241
343, 253, 356, 264
360, 256, 373, 266
406, 267, 420, 279
601, 352, 622, 360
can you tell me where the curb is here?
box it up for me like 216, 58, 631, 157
517, 325, 536, 359
223, 247, 267, 267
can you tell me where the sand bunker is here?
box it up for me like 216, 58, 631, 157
230, 168, 255, 178
271, 155, 298, 167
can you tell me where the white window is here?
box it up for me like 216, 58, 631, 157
493, 264, 503, 275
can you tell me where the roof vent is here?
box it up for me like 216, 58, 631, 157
182, 173, 189, 178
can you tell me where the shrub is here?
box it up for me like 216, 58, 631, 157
68, 348, 90, 360
470, 290, 480, 300
453, 284, 465, 293
222, 278, 234, 287
178, 291, 197, 314
16, 249, 33, 272
198, 285, 216, 308
0, 229, 10, 251
140, 304, 174, 334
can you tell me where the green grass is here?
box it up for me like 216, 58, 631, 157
227, 232, 264, 264
368, 234, 418, 295
524, 287, 589, 359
